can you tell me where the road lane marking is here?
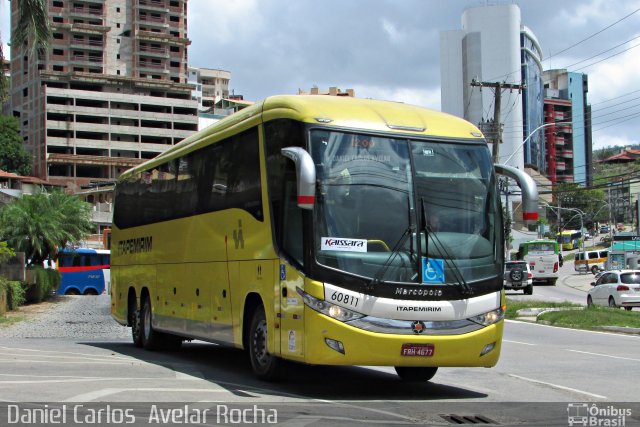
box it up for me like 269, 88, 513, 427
65, 388, 230, 402
503, 340, 535, 346
0, 346, 134, 361
0, 352, 132, 363
0, 357, 135, 365
567, 349, 640, 362
508, 374, 606, 399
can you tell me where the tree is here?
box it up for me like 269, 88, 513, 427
0, 115, 32, 175
554, 183, 606, 230
0, 0, 52, 102
0, 191, 94, 265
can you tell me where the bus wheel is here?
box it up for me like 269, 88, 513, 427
140, 296, 162, 350
65, 289, 80, 295
248, 305, 281, 381
130, 305, 143, 347
394, 366, 438, 382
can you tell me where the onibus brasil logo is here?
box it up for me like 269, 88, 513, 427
567, 403, 631, 426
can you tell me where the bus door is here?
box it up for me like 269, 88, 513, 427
278, 260, 305, 362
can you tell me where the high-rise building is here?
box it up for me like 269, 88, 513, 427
520, 26, 545, 172
9, 0, 198, 190
440, 4, 527, 169
542, 70, 592, 185
440, 4, 553, 229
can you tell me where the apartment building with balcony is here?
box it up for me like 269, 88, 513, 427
9, 0, 198, 190
542, 69, 593, 186
187, 66, 230, 110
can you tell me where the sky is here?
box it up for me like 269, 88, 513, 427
2, 0, 640, 150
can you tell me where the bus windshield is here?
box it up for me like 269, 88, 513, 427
311, 130, 500, 286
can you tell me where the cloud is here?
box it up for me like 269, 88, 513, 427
593, 133, 635, 150
188, 0, 263, 46
352, 85, 442, 110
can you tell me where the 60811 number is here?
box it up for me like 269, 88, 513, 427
330, 291, 359, 307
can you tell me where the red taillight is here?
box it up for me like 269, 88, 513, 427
553, 262, 559, 273
527, 272, 533, 279
617, 285, 630, 292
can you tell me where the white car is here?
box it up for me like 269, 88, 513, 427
587, 270, 640, 310
504, 261, 533, 295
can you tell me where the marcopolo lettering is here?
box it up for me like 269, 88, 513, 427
394, 287, 443, 297
118, 236, 152, 255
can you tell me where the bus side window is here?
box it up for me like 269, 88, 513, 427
265, 119, 305, 267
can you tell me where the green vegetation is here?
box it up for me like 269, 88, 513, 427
505, 299, 582, 319
0, 314, 25, 326
506, 298, 640, 330
539, 306, 640, 329
0, 278, 26, 310
0, 191, 94, 266
24, 266, 60, 304
0, 116, 33, 176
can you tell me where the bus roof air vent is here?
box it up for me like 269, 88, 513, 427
386, 124, 426, 132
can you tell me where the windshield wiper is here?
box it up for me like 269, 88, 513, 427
420, 198, 473, 296
366, 198, 416, 292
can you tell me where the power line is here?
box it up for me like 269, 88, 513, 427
546, 7, 640, 61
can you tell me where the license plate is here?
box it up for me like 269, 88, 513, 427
401, 343, 435, 357
512, 282, 521, 286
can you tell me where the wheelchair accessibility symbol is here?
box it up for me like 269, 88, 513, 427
422, 257, 445, 284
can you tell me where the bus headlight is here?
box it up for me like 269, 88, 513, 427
468, 306, 505, 326
297, 288, 365, 322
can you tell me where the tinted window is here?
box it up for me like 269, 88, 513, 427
114, 127, 262, 228
265, 119, 305, 267
620, 273, 640, 284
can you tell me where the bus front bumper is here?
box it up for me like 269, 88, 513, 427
302, 308, 503, 368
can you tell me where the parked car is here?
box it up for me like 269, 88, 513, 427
599, 225, 610, 234
504, 261, 533, 295
587, 270, 640, 310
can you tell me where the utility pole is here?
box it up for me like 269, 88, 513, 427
471, 79, 525, 164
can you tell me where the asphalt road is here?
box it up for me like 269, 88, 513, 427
1, 294, 639, 426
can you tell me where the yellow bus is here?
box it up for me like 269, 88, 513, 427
558, 229, 582, 251
111, 95, 538, 381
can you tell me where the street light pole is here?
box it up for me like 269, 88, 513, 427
500, 121, 573, 166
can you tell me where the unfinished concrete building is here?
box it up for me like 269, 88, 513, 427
9, 0, 198, 190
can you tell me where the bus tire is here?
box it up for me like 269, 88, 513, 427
130, 306, 143, 348
140, 295, 162, 350
394, 366, 438, 382
248, 305, 281, 381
